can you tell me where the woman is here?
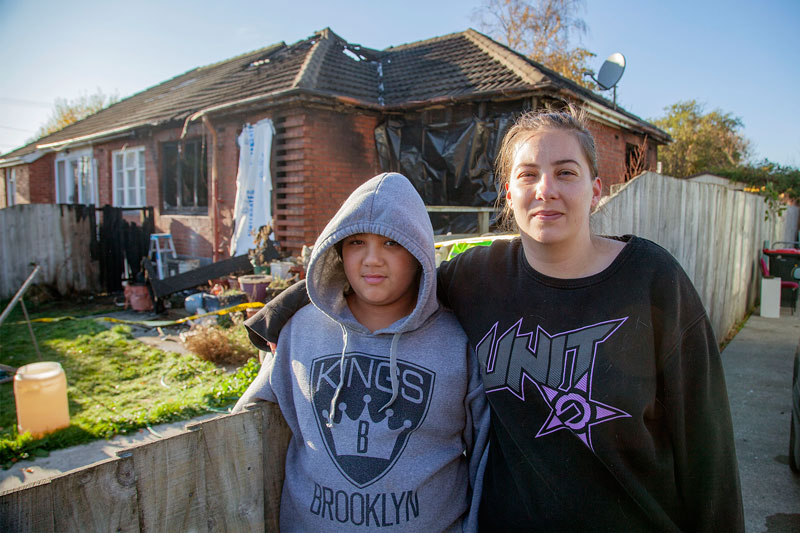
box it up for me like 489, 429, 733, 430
247, 107, 744, 531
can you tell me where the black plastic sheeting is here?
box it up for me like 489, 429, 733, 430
375, 114, 514, 234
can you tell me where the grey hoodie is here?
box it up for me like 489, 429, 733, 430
236, 172, 489, 532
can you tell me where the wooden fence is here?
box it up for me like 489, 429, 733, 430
592, 171, 799, 338
0, 402, 291, 532
0, 204, 100, 299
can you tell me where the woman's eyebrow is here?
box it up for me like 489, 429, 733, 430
552, 158, 581, 166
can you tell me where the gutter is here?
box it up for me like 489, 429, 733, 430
179, 85, 542, 129
180, 90, 308, 135
0, 127, 145, 169
572, 91, 671, 143
0, 150, 47, 169
35, 122, 153, 151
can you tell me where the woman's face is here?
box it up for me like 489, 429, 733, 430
506, 129, 601, 249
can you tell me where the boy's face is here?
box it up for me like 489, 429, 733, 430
341, 233, 420, 314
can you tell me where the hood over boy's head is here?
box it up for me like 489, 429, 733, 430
305, 172, 438, 334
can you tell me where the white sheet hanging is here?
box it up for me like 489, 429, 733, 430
230, 118, 274, 257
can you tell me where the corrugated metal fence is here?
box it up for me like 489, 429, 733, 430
0, 204, 101, 299
592, 171, 799, 338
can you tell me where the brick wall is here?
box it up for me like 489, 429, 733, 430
0, 157, 55, 205
588, 120, 660, 194
28, 155, 55, 203
272, 106, 382, 255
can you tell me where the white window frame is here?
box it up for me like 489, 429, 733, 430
112, 146, 147, 207
6, 167, 16, 206
55, 148, 96, 205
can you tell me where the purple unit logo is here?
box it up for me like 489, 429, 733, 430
476, 317, 630, 450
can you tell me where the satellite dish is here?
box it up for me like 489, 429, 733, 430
595, 52, 626, 90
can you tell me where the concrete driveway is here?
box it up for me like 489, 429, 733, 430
723, 309, 800, 532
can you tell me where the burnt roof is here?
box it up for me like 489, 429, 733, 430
2, 28, 668, 161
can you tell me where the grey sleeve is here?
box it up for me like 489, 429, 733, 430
462, 346, 490, 532
232, 352, 278, 413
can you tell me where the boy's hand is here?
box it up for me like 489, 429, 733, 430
268, 341, 277, 353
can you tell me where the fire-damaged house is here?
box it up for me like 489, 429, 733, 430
0, 28, 670, 261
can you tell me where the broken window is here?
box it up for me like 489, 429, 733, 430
161, 138, 207, 213
625, 136, 649, 182
375, 112, 512, 234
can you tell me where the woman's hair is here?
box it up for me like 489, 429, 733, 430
494, 104, 598, 231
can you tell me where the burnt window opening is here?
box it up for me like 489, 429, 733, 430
625, 137, 649, 182
161, 138, 208, 214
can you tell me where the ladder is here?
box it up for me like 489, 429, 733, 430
148, 233, 177, 279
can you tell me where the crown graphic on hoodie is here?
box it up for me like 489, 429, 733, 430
323, 394, 412, 460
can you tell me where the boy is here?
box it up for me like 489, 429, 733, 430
235, 173, 489, 532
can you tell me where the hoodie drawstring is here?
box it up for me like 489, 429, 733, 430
379, 332, 402, 412
326, 323, 349, 428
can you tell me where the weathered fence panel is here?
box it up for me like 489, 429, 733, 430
0, 204, 101, 299
0, 402, 291, 533
132, 430, 208, 531
50, 456, 138, 532
190, 408, 266, 532
593, 172, 799, 338
0, 478, 54, 532
253, 401, 292, 531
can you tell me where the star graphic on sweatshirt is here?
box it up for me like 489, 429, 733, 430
534, 371, 630, 451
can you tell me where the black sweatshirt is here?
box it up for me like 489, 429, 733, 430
436, 235, 743, 532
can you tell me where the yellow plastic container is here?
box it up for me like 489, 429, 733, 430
14, 362, 70, 438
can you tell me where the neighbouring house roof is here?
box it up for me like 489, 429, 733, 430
1, 28, 669, 166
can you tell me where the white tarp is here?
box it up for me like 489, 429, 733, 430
230, 118, 275, 257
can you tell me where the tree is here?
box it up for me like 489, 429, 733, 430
473, 0, 596, 88
652, 100, 751, 178
714, 159, 800, 204
34, 89, 119, 139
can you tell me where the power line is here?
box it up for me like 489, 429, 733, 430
0, 97, 52, 108
0, 124, 35, 133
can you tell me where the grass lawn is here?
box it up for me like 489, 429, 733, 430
0, 296, 260, 468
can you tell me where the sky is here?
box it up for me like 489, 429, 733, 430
1, 0, 798, 166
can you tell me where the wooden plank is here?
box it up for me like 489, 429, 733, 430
50, 455, 139, 532
131, 429, 207, 532
251, 401, 291, 533
0, 478, 55, 532
187, 411, 266, 532
144, 253, 264, 299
